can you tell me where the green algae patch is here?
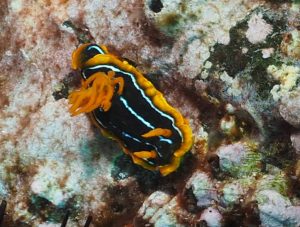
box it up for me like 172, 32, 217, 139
227, 151, 261, 178
157, 13, 183, 36
256, 172, 289, 196
218, 142, 262, 178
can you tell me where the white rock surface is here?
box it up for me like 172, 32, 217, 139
199, 207, 222, 227
257, 190, 300, 227
185, 170, 217, 207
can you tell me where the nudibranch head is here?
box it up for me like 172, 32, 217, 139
71, 43, 108, 70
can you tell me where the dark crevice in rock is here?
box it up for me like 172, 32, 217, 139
149, 0, 163, 13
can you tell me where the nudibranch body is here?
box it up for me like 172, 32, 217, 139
68, 43, 193, 176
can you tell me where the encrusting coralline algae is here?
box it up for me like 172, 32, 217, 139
0, 0, 300, 226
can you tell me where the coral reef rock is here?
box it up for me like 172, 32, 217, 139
0, 0, 300, 226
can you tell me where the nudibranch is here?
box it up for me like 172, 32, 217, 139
68, 43, 193, 176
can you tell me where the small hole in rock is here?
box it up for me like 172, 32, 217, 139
149, 0, 163, 13
197, 220, 208, 227
112, 203, 124, 213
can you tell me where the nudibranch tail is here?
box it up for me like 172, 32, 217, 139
159, 156, 181, 176
68, 71, 123, 115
